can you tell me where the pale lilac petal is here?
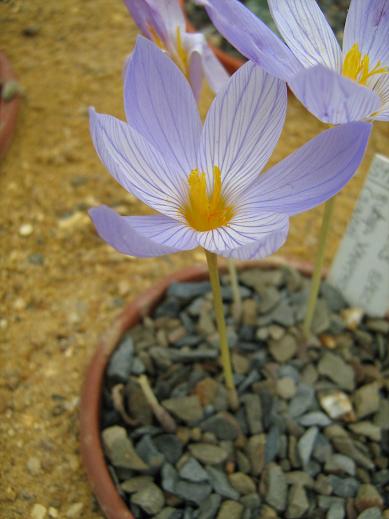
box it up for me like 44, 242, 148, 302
200, 42, 229, 93
220, 225, 289, 260
89, 206, 191, 257
197, 210, 288, 254
124, 37, 202, 176
148, 0, 186, 41
197, 0, 302, 81
344, 0, 389, 66
289, 64, 381, 123
240, 122, 372, 216
123, 0, 167, 42
189, 49, 203, 102
372, 74, 389, 120
89, 109, 185, 217
268, 0, 342, 71
198, 61, 287, 200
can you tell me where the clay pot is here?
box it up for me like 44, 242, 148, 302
0, 52, 21, 159
80, 258, 314, 519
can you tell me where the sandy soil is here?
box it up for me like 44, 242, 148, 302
1, 1, 388, 518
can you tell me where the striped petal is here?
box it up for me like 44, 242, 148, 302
124, 37, 202, 177
289, 64, 381, 123
197, 210, 289, 254
220, 225, 289, 260
198, 61, 287, 201
89, 109, 185, 217
200, 41, 230, 93
269, 0, 342, 71
343, 0, 389, 66
372, 74, 389, 120
123, 0, 167, 42
240, 122, 372, 216
198, 0, 301, 81
89, 206, 194, 257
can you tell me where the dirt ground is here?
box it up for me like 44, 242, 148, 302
0, 1, 388, 518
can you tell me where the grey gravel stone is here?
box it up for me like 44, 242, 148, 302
328, 475, 359, 497
201, 412, 241, 440
286, 484, 309, 518
311, 299, 331, 334
269, 334, 297, 363
136, 435, 164, 470
175, 480, 212, 505
161, 463, 178, 494
240, 493, 261, 510
189, 443, 229, 465
265, 463, 287, 512
179, 457, 209, 483
299, 411, 331, 427
102, 426, 147, 471
154, 434, 183, 464
107, 337, 133, 383
121, 476, 153, 494
327, 502, 345, 519
356, 508, 382, 519
324, 454, 356, 476
318, 352, 355, 391
354, 383, 380, 419
277, 377, 297, 400
167, 281, 211, 301
355, 484, 384, 513
198, 494, 222, 519
131, 482, 165, 515
162, 395, 203, 424
154, 508, 181, 519
348, 422, 381, 442
298, 426, 319, 466
206, 466, 240, 499
228, 472, 256, 495
246, 434, 266, 476
289, 384, 315, 418
216, 500, 244, 519
242, 393, 262, 434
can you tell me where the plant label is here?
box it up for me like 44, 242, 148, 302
329, 154, 389, 317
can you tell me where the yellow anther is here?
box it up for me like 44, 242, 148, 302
342, 43, 389, 85
181, 166, 235, 232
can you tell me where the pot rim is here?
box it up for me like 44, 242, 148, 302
79, 257, 315, 519
0, 52, 21, 160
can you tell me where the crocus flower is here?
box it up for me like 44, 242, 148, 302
123, 0, 228, 100
89, 37, 371, 260
199, 0, 389, 124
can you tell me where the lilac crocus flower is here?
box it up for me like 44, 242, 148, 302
199, 0, 389, 124
89, 37, 371, 260
123, 0, 228, 100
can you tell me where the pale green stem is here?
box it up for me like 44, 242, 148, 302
303, 197, 336, 338
227, 258, 242, 322
205, 249, 239, 410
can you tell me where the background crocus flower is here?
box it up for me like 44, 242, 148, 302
199, 0, 389, 124
89, 36, 371, 261
124, 0, 228, 100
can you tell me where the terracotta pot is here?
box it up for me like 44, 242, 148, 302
80, 258, 315, 519
0, 52, 20, 159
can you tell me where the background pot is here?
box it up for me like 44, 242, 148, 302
0, 52, 21, 159
80, 258, 315, 519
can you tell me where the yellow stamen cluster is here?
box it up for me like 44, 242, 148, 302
181, 166, 235, 232
342, 43, 389, 85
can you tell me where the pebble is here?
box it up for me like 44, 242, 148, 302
198, 494, 222, 519
299, 411, 331, 427
136, 435, 164, 470
349, 422, 381, 442
175, 480, 212, 505
189, 443, 228, 465
246, 434, 266, 476
319, 390, 353, 419
324, 454, 356, 476
31, 504, 47, 519
318, 352, 355, 391
298, 426, 318, 466
289, 384, 315, 418
357, 508, 383, 519
287, 484, 309, 518
269, 334, 297, 363
271, 301, 295, 327
48, 508, 58, 519
228, 472, 256, 495
341, 307, 364, 330
167, 281, 211, 301
355, 484, 384, 513
265, 463, 287, 512
131, 483, 165, 515
328, 475, 359, 497
327, 502, 345, 519
354, 383, 380, 419
179, 457, 209, 483
107, 337, 133, 383
162, 396, 203, 424
65, 503, 83, 518
154, 434, 183, 464
154, 508, 180, 519
121, 476, 153, 494
102, 426, 147, 470
201, 412, 241, 440
26, 457, 41, 476
311, 299, 331, 334
206, 466, 240, 499
19, 223, 34, 237
277, 377, 297, 400
217, 500, 243, 519
242, 393, 262, 434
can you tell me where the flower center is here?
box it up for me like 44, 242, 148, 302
181, 166, 235, 232
342, 43, 389, 85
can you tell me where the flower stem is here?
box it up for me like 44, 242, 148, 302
205, 249, 239, 410
303, 197, 336, 338
227, 258, 242, 322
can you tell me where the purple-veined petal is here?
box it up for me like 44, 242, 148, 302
240, 122, 372, 216
197, 0, 301, 81
372, 74, 389, 120
268, 0, 342, 71
124, 36, 202, 176
148, 0, 186, 44
197, 210, 289, 254
89, 108, 186, 217
189, 48, 203, 102
200, 41, 230, 93
220, 225, 289, 260
343, 0, 389, 66
89, 206, 194, 257
289, 64, 381, 123
198, 61, 287, 201
123, 0, 167, 43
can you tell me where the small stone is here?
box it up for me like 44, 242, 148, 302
48, 508, 58, 519
357, 508, 382, 519
201, 412, 241, 440
320, 390, 353, 419
258, 287, 281, 313
246, 434, 266, 476
233, 353, 250, 375
341, 307, 364, 330
65, 503, 84, 519
311, 299, 331, 334
355, 484, 384, 513
299, 412, 331, 427
228, 472, 256, 495
286, 484, 309, 518
189, 443, 228, 465
136, 435, 164, 470
217, 500, 244, 519
132, 483, 165, 515
242, 299, 257, 326
320, 282, 347, 312
206, 466, 239, 499
154, 508, 180, 519
167, 281, 211, 301
236, 451, 251, 474
19, 223, 34, 237
154, 434, 183, 464
324, 454, 356, 476
161, 463, 178, 494
318, 352, 355, 391
107, 337, 134, 383
269, 334, 297, 363
31, 504, 47, 519
298, 426, 319, 466
179, 457, 209, 483
102, 426, 148, 471
328, 475, 359, 497
162, 396, 203, 424
242, 393, 262, 434
265, 463, 287, 512
175, 480, 212, 505
198, 494, 222, 519
354, 383, 380, 419
349, 422, 381, 442
121, 476, 153, 493
289, 384, 315, 418
26, 457, 41, 476
327, 502, 345, 519
241, 492, 261, 509
271, 301, 295, 327
277, 378, 297, 400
